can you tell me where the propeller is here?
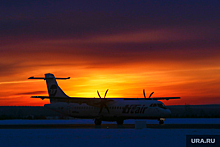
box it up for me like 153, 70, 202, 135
149, 92, 154, 98
97, 89, 108, 99
143, 89, 146, 99
143, 89, 154, 99
97, 89, 110, 114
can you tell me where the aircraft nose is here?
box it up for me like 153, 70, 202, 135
164, 109, 171, 117
44, 104, 53, 109
44, 104, 50, 108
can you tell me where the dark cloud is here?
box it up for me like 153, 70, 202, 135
1, 0, 220, 43
15, 91, 47, 95
0, 62, 23, 77
40, 39, 220, 65
0, 0, 220, 73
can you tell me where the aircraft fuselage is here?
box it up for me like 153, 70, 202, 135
45, 99, 171, 121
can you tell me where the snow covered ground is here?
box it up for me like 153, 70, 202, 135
0, 128, 219, 147
0, 119, 219, 147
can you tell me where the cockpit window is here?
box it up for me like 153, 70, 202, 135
150, 103, 167, 109
158, 104, 167, 109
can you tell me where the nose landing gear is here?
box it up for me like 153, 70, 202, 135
159, 118, 165, 124
116, 119, 124, 125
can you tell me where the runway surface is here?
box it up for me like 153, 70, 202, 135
0, 124, 219, 129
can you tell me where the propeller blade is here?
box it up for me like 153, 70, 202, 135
104, 89, 109, 98
97, 90, 101, 98
97, 89, 110, 114
99, 107, 103, 114
104, 104, 110, 113
99, 104, 110, 114
149, 92, 154, 98
143, 89, 146, 99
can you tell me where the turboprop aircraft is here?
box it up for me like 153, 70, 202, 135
29, 73, 180, 125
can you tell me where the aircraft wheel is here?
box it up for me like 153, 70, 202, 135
159, 120, 164, 124
116, 119, 124, 125
94, 119, 102, 125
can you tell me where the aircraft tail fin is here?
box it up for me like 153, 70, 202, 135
29, 73, 70, 98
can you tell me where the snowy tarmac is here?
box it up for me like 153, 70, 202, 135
0, 118, 220, 129
0, 119, 219, 147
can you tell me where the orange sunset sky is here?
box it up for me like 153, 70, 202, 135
1, 1, 220, 106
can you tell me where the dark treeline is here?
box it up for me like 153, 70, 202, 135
168, 104, 220, 118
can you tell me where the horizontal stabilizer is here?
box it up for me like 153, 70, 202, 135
31, 96, 91, 99
31, 96, 64, 98
28, 76, 70, 80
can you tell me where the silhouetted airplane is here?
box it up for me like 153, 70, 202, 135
29, 73, 180, 125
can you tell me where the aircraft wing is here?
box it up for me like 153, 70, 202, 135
150, 97, 180, 100
123, 97, 180, 100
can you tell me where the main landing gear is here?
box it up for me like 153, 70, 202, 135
94, 119, 102, 125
